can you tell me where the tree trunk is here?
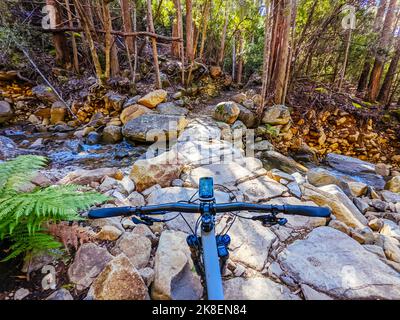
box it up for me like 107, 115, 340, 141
171, 19, 180, 57
378, 38, 400, 103
271, 0, 292, 104
367, 0, 397, 101
120, 0, 134, 53
46, 0, 70, 67
173, 0, 185, 84
357, 0, 387, 92
260, 0, 272, 115
73, 0, 104, 83
232, 32, 236, 81
199, 0, 210, 60
110, 38, 120, 77
236, 31, 244, 84
102, 0, 113, 80
291, 0, 317, 78
64, 0, 79, 72
133, 0, 138, 82
338, 28, 352, 91
185, 0, 194, 62
218, 4, 229, 67
147, 0, 162, 88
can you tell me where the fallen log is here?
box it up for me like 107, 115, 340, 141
39, 27, 182, 42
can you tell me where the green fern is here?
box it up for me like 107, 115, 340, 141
0, 155, 109, 262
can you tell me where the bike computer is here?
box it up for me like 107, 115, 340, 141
199, 177, 215, 201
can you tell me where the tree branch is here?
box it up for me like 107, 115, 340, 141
40, 27, 182, 42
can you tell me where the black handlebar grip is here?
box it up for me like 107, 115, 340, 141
88, 207, 134, 219
284, 205, 331, 218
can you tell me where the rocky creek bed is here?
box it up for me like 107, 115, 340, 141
1, 82, 400, 300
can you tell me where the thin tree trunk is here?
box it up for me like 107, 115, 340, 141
292, 0, 317, 78
173, 0, 185, 84
232, 32, 236, 81
260, 0, 271, 115
218, 4, 229, 67
357, 0, 388, 92
102, 0, 113, 80
46, 0, 70, 67
199, 0, 210, 60
73, 0, 104, 83
185, 0, 194, 62
338, 28, 352, 91
133, 0, 138, 82
110, 38, 120, 77
283, 0, 297, 102
367, 0, 397, 101
236, 31, 244, 84
193, 24, 200, 58
273, 0, 292, 104
147, 0, 162, 88
64, 0, 79, 72
378, 38, 400, 103
171, 18, 180, 57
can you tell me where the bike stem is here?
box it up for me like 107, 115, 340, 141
200, 202, 224, 300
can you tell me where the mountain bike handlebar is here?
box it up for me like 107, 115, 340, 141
88, 203, 330, 219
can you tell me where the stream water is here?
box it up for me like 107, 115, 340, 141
1, 125, 148, 172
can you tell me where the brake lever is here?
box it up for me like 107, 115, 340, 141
251, 214, 288, 227
131, 213, 167, 226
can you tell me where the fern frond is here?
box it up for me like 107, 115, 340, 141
0, 185, 109, 237
0, 155, 47, 196
0, 156, 109, 261
1, 225, 61, 262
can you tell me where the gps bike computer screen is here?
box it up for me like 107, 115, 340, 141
199, 177, 214, 200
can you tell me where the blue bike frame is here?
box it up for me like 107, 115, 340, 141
201, 224, 224, 300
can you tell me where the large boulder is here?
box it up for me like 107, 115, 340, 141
173, 139, 244, 167
262, 105, 291, 125
120, 104, 152, 125
227, 218, 277, 271
50, 101, 67, 124
152, 230, 203, 300
224, 277, 299, 300
111, 233, 152, 269
0, 101, 13, 123
138, 89, 167, 108
302, 183, 367, 229
58, 167, 122, 185
386, 176, 400, 193
184, 161, 265, 187
88, 254, 149, 300
0, 136, 21, 160
177, 118, 221, 141
212, 101, 240, 124
122, 114, 188, 142
32, 85, 59, 104
278, 227, 400, 299
237, 104, 257, 128
325, 153, 385, 190
102, 125, 122, 144
68, 243, 113, 290
236, 175, 288, 203
307, 168, 341, 187
156, 102, 188, 116
381, 190, 400, 203
129, 151, 183, 192
261, 151, 308, 174
104, 92, 126, 111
